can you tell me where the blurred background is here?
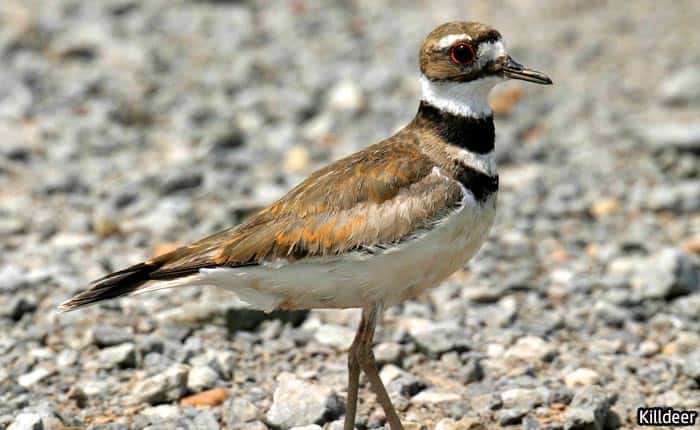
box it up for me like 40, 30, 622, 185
0, 0, 698, 429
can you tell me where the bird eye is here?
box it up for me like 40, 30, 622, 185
450, 42, 475, 65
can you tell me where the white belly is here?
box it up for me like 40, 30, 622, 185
189, 193, 497, 311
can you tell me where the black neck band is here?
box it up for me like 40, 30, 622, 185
416, 101, 495, 154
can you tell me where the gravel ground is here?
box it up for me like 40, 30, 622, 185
1, 0, 699, 429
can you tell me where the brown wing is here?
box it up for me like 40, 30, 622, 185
151, 140, 463, 272
59, 140, 464, 312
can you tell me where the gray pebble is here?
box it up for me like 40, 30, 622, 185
265, 373, 343, 429
98, 343, 136, 369
564, 387, 615, 430
632, 248, 700, 299
660, 67, 700, 106
186, 365, 220, 392
91, 326, 134, 348
133, 364, 189, 405
7, 414, 43, 430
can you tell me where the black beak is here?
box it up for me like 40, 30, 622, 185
502, 56, 552, 85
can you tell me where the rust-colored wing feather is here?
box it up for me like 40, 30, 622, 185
60, 139, 464, 311
156, 140, 463, 270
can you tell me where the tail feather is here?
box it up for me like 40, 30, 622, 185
58, 262, 163, 312
59, 244, 231, 312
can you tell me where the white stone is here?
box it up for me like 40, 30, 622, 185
564, 368, 600, 387
265, 373, 336, 429
328, 80, 365, 113
187, 366, 220, 392
639, 340, 660, 357
379, 364, 405, 385
18, 367, 53, 388
141, 404, 181, 420
314, 324, 355, 350
504, 336, 556, 361
8, 413, 42, 430
501, 387, 546, 409
411, 390, 461, 404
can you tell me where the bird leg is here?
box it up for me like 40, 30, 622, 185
344, 312, 365, 430
344, 304, 404, 430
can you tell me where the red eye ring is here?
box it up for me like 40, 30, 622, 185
450, 42, 476, 65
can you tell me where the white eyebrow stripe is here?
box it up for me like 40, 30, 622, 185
436, 33, 472, 49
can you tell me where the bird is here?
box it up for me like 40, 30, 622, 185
60, 21, 551, 430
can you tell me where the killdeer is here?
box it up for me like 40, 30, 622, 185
61, 22, 551, 429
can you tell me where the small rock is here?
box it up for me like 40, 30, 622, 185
593, 301, 627, 327
548, 386, 575, 406
180, 388, 229, 407
497, 408, 528, 426
7, 413, 43, 430
564, 368, 600, 387
0, 295, 37, 320
186, 366, 220, 392
471, 393, 503, 412
501, 388, 546, 410
522, 416, 542, 430
223, 397, 259, 425
639, 341, 660, 357
203, 128, 245, 154
0, 265, 30, 292
159, 171, 203, 195
98, 343, 136, 369
133, 364, 189, 404
411, 390, 461, 405
92, 207, 120, 238
682, 352, 700, 381
411, 324, 470, 357
283, 145, 311, 173
659, 67, 700, 105
387, 373, 426, 398
289, 426, 323, 430
379, 364, 405, 385
646, 182, 700, 212
265, 373, 343, 429
564, 386, 615, 430
327, 80, 365, 113
57, 349, 80, 367
92, 326, 133, 347
74, 379, 110, 397
458, 358, 483, 384
632, 248, 700, 299
240, 421, 268, 430
637, 122, 700, 153
314, 324, 355, 349
504, 336, 557, 361
435, 417, 485, 430
374, 342, 402, 366
141, 404, 180, 420
192, 408, 220, 428
662, 331, 700, 356
18, 367, 53, 388
589, 197, 619, 217
0, 216, 28, 236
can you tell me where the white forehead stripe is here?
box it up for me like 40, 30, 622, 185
477, 40, 506, 61
437, 33, 472, 49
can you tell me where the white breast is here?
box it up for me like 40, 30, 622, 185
180, 187, 497, 311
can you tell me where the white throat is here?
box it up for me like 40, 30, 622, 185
420, 75, 501, 119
